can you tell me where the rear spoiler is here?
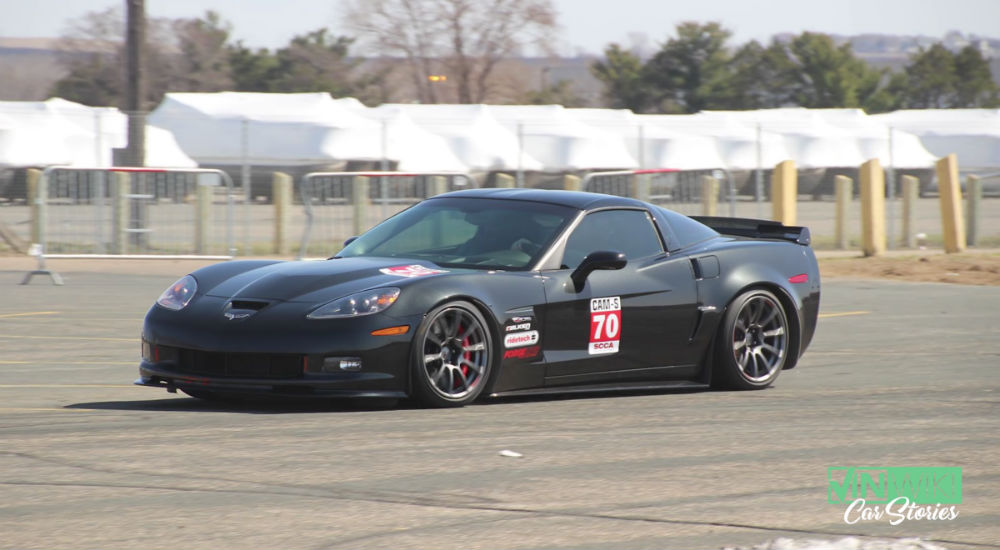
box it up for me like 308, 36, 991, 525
691, 216, 811, 246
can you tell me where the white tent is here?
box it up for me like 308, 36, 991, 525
486, 104, 637, 170
871, 109, 1000, 168
638, 113, 791, 171
0, 99, 196, 168
810, 109, 937, 168
709, 108, 937, 168
570, 108, 727, 170
149, 92, 467, 171
0, 101, 95, 166
700, 109, 868, 168
376, 103, 543, 171
355, 107, 467, 172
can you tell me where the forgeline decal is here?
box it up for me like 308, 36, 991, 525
504, 330, 539, 348
379, 264, 448, 278
503, 345, 540, 360
589, 296, 621, 355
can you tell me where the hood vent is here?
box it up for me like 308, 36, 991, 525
230, 300, 269, 311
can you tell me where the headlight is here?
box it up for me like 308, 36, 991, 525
308, 288, 400, 319
156, 275, 197, 311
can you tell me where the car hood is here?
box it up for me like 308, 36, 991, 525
201, 257, 458, 303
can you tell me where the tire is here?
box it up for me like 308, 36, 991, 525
712, 289, 790, 390
411, 300, 495, 407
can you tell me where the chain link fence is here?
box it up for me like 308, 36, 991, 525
28, 167, 234, 257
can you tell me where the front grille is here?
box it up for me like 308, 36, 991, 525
160, 346, 304, 379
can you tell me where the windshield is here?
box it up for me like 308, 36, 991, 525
338, 197, 577, 270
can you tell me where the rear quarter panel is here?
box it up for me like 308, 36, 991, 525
694, 238, 820, 363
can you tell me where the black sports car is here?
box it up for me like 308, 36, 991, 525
137, 188, 820, 407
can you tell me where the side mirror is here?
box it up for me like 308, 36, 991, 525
570, 250, 627, 292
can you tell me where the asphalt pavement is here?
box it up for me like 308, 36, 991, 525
0, 267, 998, 549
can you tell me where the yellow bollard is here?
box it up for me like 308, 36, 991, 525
935, 154, 966, 253
701, 175, 719, 216
429, 175, 448, 197
834, 175, 852, 250
195, 182, 213, 254
111, 172, 130, 255
900, 175, 919, 248
771, 160, 797, 225
27, 168, 43, 245
965, 175, 981, 247
494, 173, 515, 188
859, 159, 886, 257
352, 176, 369, 237
272, 172, 292, 255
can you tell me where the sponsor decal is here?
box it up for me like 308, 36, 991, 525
511, 316, 532, 323
589, 296, 621, 355
828, 467, 961, 526
379, 264, 447, 278
504, 330, 539, 348
505, 322, 532, 332
503, 345, 540, 360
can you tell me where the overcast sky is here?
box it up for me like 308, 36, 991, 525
3, 0, 999, 55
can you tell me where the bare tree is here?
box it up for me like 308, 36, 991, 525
343, 0, 557, 103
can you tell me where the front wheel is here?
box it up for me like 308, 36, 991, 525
712, 289, 790, 390
411, 300, 495, 407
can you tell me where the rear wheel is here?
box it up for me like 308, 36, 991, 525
712, 289, 789, 390
411, 300, 494, 407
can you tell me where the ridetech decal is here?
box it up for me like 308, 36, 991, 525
589, 296, 621, 355
828, 467, 961, 525
504, 331, 539, 348
379, 265, 447, 278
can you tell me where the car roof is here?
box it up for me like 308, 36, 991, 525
432, 188, 649, 211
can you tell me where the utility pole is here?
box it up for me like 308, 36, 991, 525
124, 0, 145, 167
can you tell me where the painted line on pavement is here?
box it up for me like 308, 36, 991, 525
818, 311, 870, 319
0, 360, 134, 365
0, 311, 60, 319
0, 335, 133, 342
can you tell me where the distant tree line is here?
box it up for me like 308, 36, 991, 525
51, 7, 997, 113
52, 8, 388, 110
591, 22, 1000, 113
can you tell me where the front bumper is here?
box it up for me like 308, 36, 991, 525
138, 302, 421, 399
135, 360, 407, 398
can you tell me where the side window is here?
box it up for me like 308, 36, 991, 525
561, 209, 664, 269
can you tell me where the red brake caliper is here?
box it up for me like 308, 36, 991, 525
459, 324, 471, 389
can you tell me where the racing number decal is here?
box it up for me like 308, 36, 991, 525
589, 296, 621, 355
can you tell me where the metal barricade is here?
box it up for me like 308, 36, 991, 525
297, 172, 475, 259
22, 166, 235, 285
581, 168, 736, 217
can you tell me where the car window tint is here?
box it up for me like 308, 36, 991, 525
338, 197, 577, 270
656, 206, 719, 249
561, 209, 663, 269
370, 209, 476, 255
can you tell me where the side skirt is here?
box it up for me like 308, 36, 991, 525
489, 379, 708, 399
